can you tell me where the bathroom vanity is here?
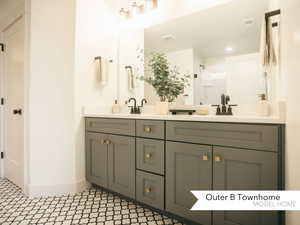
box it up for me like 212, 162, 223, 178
85, 115, 285, 225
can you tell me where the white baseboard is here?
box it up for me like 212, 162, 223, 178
24, 180, 90, 198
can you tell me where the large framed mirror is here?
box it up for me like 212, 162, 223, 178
143, 0, 279, 106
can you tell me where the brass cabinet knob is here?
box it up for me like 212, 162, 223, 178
144, 127, 151, 133
214, 155, 222, 162
202, 154, 209, 161
101, 140, 106, 144
145, 188, 152, 193
145, 153, 152, 159
105, 140, 112, 145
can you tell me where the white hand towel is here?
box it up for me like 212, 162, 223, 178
95, 57, 108, 85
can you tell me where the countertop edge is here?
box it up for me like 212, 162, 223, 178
84, 114, 285, 124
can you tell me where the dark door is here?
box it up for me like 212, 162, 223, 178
108, 135, 136, 198
166, 141, 212, 225
86, 132, 108, 188
213, 146, 278, 225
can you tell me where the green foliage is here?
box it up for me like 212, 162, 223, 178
141, 52, 190, 102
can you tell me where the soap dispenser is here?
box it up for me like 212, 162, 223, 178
112, 100, 121, 114
256, 94, 270, 117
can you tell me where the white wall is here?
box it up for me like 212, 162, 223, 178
74, 0, 120, 186
118, 27, 145, 104
200, 57, 227, 105
281, 0, 300, 225
226, 53, 263, 104
25, 0, 78, 196
195, 53, 262, 105
166, 49, 194, 105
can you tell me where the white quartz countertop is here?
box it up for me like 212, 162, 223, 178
84, 113, 285, 124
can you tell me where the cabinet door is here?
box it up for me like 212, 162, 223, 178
213, 146, 278, 225
108, 135, 136, 198
166, 141, 212, 225
86, 132, 108, 188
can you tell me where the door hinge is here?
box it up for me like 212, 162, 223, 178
0, 98, 4, 105
0, 152, 3, 159
0, 43, 4, 52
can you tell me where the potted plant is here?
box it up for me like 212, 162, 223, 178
141, 52, 190, 115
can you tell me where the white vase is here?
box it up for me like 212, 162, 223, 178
155, 101, 169, 115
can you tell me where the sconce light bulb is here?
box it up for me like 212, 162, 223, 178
144, 0, 154, 11
132, 1, 144, 17
225, 47, 233, 52
119, 8, 129, 19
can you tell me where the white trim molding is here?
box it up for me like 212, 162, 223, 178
24, 180, 91, 198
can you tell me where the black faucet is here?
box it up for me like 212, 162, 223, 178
140, 98, 147, 107
212, 94, 237, 115
137, 98, 147, 114
128, 98, 140, 114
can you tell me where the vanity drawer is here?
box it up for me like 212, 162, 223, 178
86, 118, 135, 136
136, 138, 164, 175
166, 121, 278, 152
136, 120, 164, 139
136, 170, 165, 210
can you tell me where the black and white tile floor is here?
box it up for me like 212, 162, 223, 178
0, 179, 184, 225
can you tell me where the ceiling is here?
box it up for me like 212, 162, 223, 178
145, 0, 270, 58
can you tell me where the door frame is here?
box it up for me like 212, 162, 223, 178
0, 32, 4, 179
0, 16, 26, 190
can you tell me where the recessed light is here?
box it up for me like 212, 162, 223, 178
244, 18, 254, 26
225, 47, 233, 52
161, 34, 176, 40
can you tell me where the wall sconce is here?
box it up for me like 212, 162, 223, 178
131, 2, 143, 17
119, 0, 158, 20
119, 8, 130, 19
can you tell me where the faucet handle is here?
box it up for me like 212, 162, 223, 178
225, 95, 231, 105
212, 105, 221, 115
128, 105, 134, 114
227, 104, 238, 115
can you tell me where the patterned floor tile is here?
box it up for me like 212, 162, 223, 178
0, 179, 185, 225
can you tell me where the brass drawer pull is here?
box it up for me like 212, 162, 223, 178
145, 188, 152, 193
145, 153, 152, 159
202, 154, 209, 161
214, 155, 222, 162
144, 126, 152, 133
101, 140, 106, 144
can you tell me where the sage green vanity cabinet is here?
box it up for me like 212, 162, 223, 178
85, 117, 284, 225
86, 132, 108, 188
136, 120, 165, 139
166, 141, 212, 225
136, 138, 165, 175
107, 135, 136, 198
213, 146, 278, 190
136, 170, 165, 210
86, 118, 135, 136
166, 121, 278, 152
85, 131, 136, 198
213, 146, 278, 225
